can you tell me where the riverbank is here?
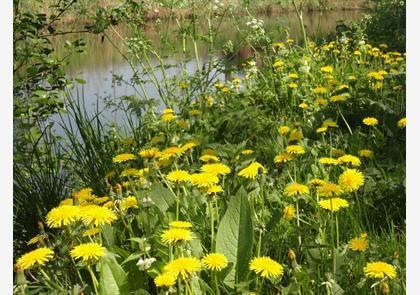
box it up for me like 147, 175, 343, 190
23, 0, 366, 25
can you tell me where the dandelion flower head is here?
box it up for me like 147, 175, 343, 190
363, 261, 397, 279
202, 253, 229, 272
70, 242, 106, 262
16, 247, 54, 270
163, 257, 201, 279
249, 256, 284, 278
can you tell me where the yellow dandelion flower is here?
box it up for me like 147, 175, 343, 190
205, 185, 224, 195
314, 98, 329, 106
359, 149, 374, 159
288, 129, 303, 142
164, 257, 201, 279
273, 42, 285, 49
161, 228, 193, 244
160, 146, 184, 159
330, 94, 347, 102
274, 153, 293, 164
398, 117, 406, 128
349, 233, 369, 252
313, 86, 328, 94
70, 242, 106, 262
241, 149, 254, 155
319, 157, 339, 165
316, 127, 328, 134
338, 169, 365, 192
179, 81, 188, 89
166, 170, 191, 183
363, 262, 397, 279
322, 120, 339, 128
318, 198, 349, 212
190, 172, 219, 188
162, 108, 174, 114
59, 198, 73, 206
120, 196, 138, 211
139, 147, 161, 159
154, 273, 176, 288
249, 256, 284, 278
201, 163, 231, 175
83, 227, 102, 237
299, 102, 308, 109
79, 205, 118, 226
283, 204, 296, 221
285, 145, 305, 155
273, 60, 284, 69
288, 73, 298, 79
317, 182, 343, 197
170, 221, 192, 229
202, 253, 228, 272
367, 72, 384, 80
120, 168, 142, 178
288, 82, 298, 89
278, 126, 290, 135
321, 65, 333, 73
73, 188, 96, 202
199, 155, 220, 162
363, 117, 379, 126
284, 182, 309, 197
16, 247, 54, 270
238, 162, 267, 179
113, 153, 136, 163
338, 154, 361, 167
46, 205, 81, 228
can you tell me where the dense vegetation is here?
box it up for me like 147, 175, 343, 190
13, 0, 405, 294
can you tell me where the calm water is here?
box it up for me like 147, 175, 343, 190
50, 10, 362, 131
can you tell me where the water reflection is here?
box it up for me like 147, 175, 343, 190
50, 10, 362, 131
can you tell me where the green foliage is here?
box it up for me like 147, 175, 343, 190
363, 0, 406, 51
216, 187, 254, 289
13, 1, 405, 294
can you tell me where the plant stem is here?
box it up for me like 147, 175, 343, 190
210, 198, 215, 252
87, 265, 99, 295
291, 0, 308, 49
39, 268, 63, 292
296, 199, 302, 247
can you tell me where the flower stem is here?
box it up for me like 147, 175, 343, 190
210, 198, 215, 252
39, 268, 63, 292
87, 265, 99, 295
296, 199, 302, 247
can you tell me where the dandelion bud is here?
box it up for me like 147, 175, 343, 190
379, 282, 390, 295
288, 249, 296, 262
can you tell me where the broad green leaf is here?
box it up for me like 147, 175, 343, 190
99, 254, 127, 295
147, 183, 176, 214
215, 186, 253, 288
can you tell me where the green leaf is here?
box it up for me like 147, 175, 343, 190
147, 183, 176, 214
99, 254, 127, 295
215, 186, 253, 288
